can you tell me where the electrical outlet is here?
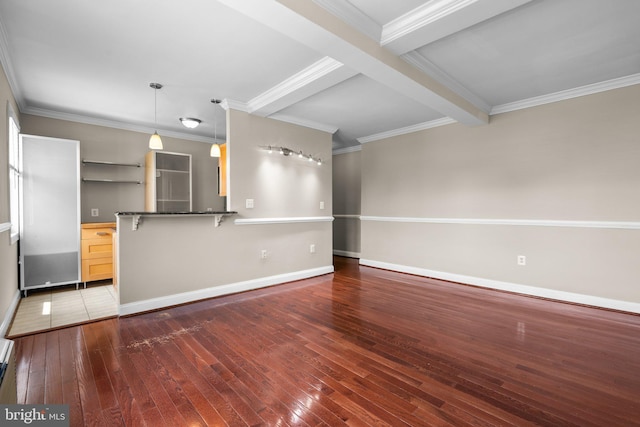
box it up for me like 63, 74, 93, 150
246, 199, 254, 209
517, 255, 526, 266
91, 208, 99, 217
319, 201, 325, 210
261, 249, 268, 259
310, 244, 316, 254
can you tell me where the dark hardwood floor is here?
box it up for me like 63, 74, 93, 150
14, 256, 640, 426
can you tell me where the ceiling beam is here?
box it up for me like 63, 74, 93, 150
248, 56, 358, 117
381, 0, 535, 55
219, 0, 488, 125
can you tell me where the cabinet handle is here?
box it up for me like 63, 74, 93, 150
96, 232, 109, 236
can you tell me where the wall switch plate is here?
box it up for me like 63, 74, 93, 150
246, 199, 254, 209
91, 208, 99, 217
261, 249, 268, 259
517, 255, 526, 266
310, 244, 316, 253
320, 201, 325, 210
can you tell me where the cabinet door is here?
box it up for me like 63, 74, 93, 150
146, 151, 192, 212
19, 135, 80, 290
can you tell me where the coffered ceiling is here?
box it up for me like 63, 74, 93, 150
0, 0, 638, 151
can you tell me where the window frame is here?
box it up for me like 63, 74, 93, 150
7, 102, 20, 244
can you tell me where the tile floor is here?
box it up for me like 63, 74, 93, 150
7, 283, 118, 337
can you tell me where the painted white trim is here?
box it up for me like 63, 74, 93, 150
358, 117, 456, 143
118, 265, 334, 316
1, 289, 21, 338
382, 0, 478, 46
22, 106, 219, 144
491, 73, 640, 115
235, 216, 334, 225
361, 216, 640, 230
359, 259, 640, 314
249, 57, 344, 112
268, 113, 339, 134
333, 250, 360, 258
312, 0, 382, 42
0, 222, 10, 233
402, 51, 491, 113
356, 73, 640, 144
220, 98, 250, 113
333, 214, 361, 220
332, 145, 361, 155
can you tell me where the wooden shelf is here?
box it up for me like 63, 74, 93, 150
82, 159, 140, 167
82, 178, 141, 184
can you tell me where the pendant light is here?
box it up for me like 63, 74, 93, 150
149, 83, 163, 150
210, 98, 221, 157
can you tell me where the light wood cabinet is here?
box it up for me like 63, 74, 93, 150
81, 222, 115, 283
219, 144, 227, 197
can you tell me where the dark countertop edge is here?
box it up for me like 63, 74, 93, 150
116, 211, 237, 216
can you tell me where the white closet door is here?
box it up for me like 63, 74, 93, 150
19, 134, 80, 291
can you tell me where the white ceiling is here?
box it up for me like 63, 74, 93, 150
0, 0, 638, 151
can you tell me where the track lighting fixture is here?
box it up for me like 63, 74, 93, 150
261, 145, 322, 165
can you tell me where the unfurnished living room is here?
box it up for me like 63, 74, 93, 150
1, 1, 639, 426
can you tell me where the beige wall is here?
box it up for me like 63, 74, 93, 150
0, 63, 20, 334
117, 109, 334, 311
21, 115, 224, 223
226, 109, 332, 217
361, 85, 640, 308
332, 149, 361, 257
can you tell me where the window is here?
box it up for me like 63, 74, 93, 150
8, 103, 20, 243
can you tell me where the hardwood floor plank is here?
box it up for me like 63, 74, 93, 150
14, 335, 33, 404
12, 256, 640, 426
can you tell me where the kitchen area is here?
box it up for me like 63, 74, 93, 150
6, 107, 333, 334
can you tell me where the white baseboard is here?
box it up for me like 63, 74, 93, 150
119, 265, 334, 316
333, 250, 360, 258
1, 289, 20, 338
359, 259, 640, 314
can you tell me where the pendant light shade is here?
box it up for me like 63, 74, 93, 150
210, 98, 222, 157
149, 131, 163, 150
149, 83, 163, 150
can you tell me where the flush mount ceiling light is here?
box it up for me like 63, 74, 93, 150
179, 117, 201, 129
149, 82, 163, 150
210, 99, 222, 157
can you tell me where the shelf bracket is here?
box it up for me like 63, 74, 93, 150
214, 214, 224, 227
132, 215, 142, 231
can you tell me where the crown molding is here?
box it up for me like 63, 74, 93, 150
332, 144, 361, 155
403, 51, 491, 113
220, 98, 249, 113
248, 56, 347, 115
23, 106, 218, 144
491, 73, 640, 115
268, 113, 339, 134
358, 117, 455, 144
382, 0, 477, 46
312, 0, 381, 41
0, 14, 25, 111
358, 72, 640, 144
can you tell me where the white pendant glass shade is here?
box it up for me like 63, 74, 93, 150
210, 143, 221, 157
149, 131, 163, 150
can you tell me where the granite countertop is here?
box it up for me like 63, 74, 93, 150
116, 211, 237, 216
